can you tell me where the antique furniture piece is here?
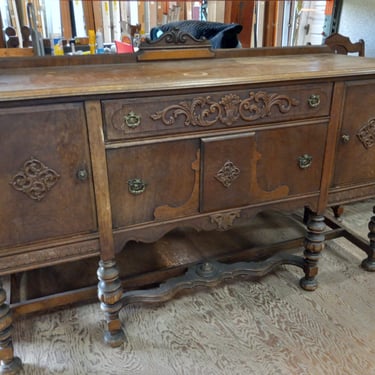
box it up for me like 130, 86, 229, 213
325, 32, 365, 56
1, 37, 375, 373
323, 32, 365, 220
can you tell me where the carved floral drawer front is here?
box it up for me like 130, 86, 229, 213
107, 139, 200, 228
0, 103, 97, 249
102, 83, 332, 141
200, 123, 328, 213
332, 80, 375, 187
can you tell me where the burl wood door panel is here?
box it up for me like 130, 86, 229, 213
201, 123, 327, 212
332, 80, 375, 187
0, 103, 97, 249
107, 140, 200, 228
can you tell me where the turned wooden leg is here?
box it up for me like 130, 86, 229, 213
97, 260, 125, 347
300, 214, 325, 291
362, 206, 375, 271
0, 279, 22, 375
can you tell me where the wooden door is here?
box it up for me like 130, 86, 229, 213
332, 80, 375, 187
0, 103, 97, 249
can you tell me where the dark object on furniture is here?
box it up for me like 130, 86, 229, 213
325, 32, 365, 56
150, 20, 243, 49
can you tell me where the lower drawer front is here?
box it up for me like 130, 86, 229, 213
107, 140, 200, 227
200, 123, 328, 212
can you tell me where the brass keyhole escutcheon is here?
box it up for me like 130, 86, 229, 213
308, 94, 320, 108
341, 134, 350, 144
76, 167, 88, 181
124, 111, 141, 128
298, 154, 313, 169
128, 178, 146, 195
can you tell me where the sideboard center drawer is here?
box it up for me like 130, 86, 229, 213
102, 83, 332, 142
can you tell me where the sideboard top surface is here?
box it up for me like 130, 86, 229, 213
1, 53, 375, 102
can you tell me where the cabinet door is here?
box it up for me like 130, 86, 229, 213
332, 80, 375, 187
107, 140, 199, 227
201, 123, 327, 212
0, 103, 97, 249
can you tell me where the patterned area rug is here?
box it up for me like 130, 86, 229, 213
13, 200, 375, 375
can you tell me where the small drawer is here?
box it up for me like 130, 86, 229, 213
102, 83, 333, 142
107, 139, 200, 227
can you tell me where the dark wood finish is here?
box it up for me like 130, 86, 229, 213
4, 27, 19, 48
121, 255, 304, 305
102, 83, 332, 141
324, 33, 365, 220
0, 45, 330, 70
0, 104, 96, 248
325, 32, 365, 56
0, 280, 22, 374
107, 140, 199, 227
331, 80, 375, 186
2, 44, 375, 373
224, 1, 254, 48
20, 26, 32, 48
137, 28, 214, 61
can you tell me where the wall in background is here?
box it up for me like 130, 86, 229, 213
339, 0, 375, 57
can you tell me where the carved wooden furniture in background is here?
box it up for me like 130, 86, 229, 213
325, 32, 365, 56
1, 42, 375, 373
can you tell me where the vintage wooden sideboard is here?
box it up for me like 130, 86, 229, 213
1, 39, 375, 373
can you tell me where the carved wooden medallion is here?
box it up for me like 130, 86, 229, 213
210, 210, 241, 231
357, 118, 375, 149
10, 157, 60, 201
215, 160, 240, 188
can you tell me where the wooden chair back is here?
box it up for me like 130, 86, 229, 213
325, 32, 365, 56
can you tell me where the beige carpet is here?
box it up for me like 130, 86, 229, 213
12, 200, 375, 375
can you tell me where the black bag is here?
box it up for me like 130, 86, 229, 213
150, 20, 243, 49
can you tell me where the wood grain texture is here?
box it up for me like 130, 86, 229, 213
2, 54, 375, 102
12, 200, 375, 375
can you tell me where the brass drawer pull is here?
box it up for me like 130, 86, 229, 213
128, 178, 146, 195
298, 154, 313, 169
76, 167, 88, 181
124, 111, 141, 128
308, 94, 320, 108
341, 134, 350, 144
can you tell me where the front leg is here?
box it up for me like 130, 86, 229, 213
362, 206, 375, 271
97, 260, 125, 347
0, 278, 22, 374
300, 214, 325, 291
